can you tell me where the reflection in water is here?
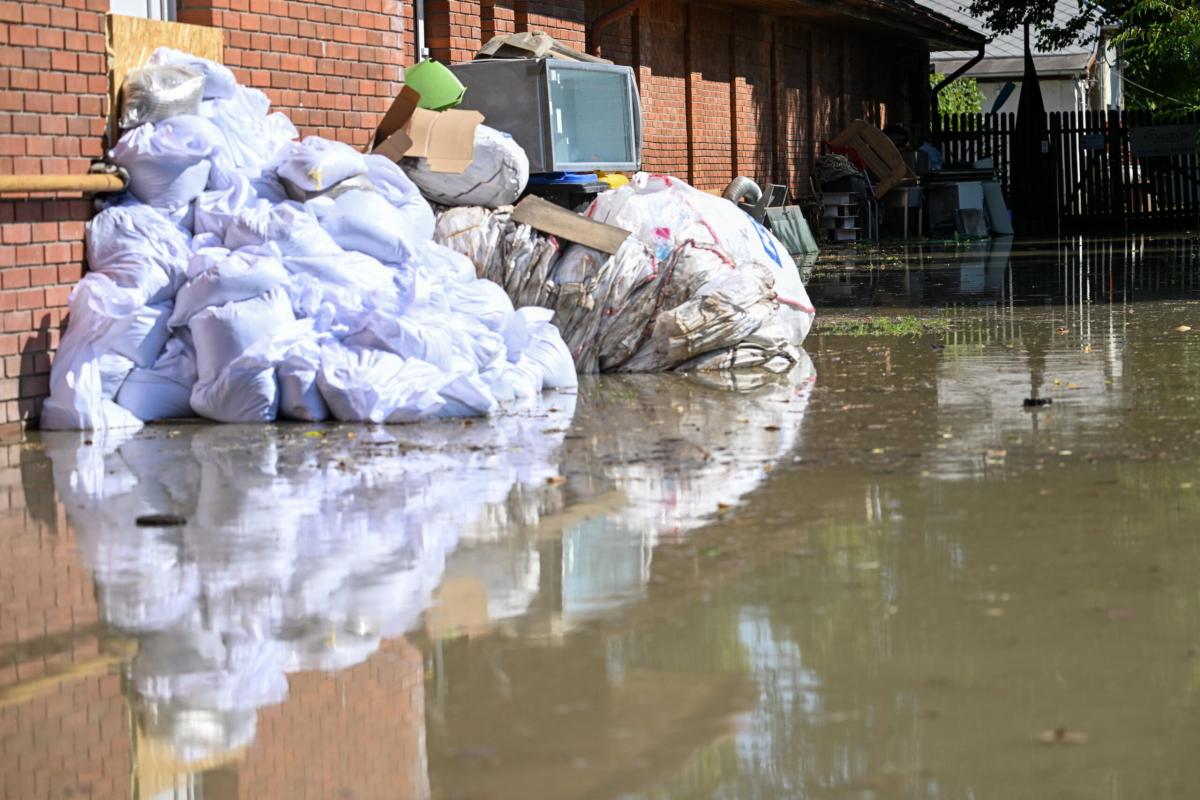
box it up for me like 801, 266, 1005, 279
42, 400, 577, 785
30, 356, 814, 796
11, 235, 1200, 800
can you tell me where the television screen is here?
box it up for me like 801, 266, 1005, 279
547, 66, 636, 167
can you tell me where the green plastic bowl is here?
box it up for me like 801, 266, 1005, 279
404, 60, 466, 111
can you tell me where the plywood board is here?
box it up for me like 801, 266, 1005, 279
512, 195, 631, 254
107, 13, 224, 142
829, 119, 916, 199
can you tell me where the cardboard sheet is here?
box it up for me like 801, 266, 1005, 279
372, 85, 483, 174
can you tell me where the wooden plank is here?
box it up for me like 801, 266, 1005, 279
107, 13, 224, 142
511, 195, 632, 254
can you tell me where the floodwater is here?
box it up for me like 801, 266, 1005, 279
3, 234, 1200, 799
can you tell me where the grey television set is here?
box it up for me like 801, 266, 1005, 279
446, 58, 643, 174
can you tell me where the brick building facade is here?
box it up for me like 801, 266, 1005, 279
0, 0, 978, 430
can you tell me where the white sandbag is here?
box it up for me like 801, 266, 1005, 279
170, 247, 290, 328
203, 86, 297, 174
86, 204, 191, 304
40, 274, 147, 432
194, 168, 260, 239
98, 352, 135, 399
116, 336, 199, 421
308, 189, 423, 266
190, 361, 280, 423
443, 278, 515, 336
109, 301, 173, 368
189, 287, 296, 384
147, 47, 238, 100
224, 202, 341, 257
275, 137, 366, 194
587, 172, 814, 342
119, 65, 204, 129
364, 154, 435, 241
283, 251, 397, 293
402, 125, 528, 208
516, 308, 577, 390
317, 346, 447, 423
231, 318, 330, 422
344, 309, 502, 377
109, 116, 224, 209
278, 338, 328, 421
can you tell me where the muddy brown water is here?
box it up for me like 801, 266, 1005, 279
3, 235, 1200, 799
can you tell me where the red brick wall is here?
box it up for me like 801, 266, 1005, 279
0, 1, 108, 429
0, 438, 132, 800
589, 0, 929, 194
177, 0, 413, 149
425, 0, 586, 63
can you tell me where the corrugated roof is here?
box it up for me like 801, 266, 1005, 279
913, 0, 1095, 59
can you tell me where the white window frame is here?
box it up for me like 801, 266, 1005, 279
110, 0, 177, 21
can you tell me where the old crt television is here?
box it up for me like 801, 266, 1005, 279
447, 58, 642, 173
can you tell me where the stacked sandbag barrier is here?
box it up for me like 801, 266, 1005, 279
42, 50, 575, 432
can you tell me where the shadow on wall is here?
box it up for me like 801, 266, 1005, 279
1, 196, 91, 429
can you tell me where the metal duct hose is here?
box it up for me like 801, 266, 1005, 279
723, 176, 762, 205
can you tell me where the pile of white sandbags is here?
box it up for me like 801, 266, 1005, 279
41, 49, 575, 432
434, 173, 816, 373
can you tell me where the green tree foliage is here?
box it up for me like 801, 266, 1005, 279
932, 73, 985, 114
1114, 0, 1200, 111
964, 0, 1200, 113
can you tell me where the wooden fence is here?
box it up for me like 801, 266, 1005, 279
935, 110, 1200, 233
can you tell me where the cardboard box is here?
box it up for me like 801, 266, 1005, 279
370, 85, 483, 173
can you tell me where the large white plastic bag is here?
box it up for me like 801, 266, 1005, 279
40, 274, 147, 432
364, 154, 435, 240
119, 64, 204, 129
109, 116, 226, 208
622, 262, 778, 372
188, 287, 296, 384
116, 336, 198, 421
170, 247, 290, 328
587, 172, 814, 342
276, 137, 366, 193
317, 346, 447, 423
402, 125, 529, 208
308, 189, 423, 266
86, 204, 191, 304
147, 47, 237, 100
203, 86, 297, 174
109, 301, 173, 368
